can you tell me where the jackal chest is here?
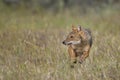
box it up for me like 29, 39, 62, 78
72, 44, 90, 54
74, 47, 84, 54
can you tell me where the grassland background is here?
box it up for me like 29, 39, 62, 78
0, 1, 120, 80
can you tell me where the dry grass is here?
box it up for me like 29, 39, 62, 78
0, 9, 120, 80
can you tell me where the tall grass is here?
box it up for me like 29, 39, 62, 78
0, 8, 120, 80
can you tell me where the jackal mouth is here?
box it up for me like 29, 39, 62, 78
62, 40, 81, 45
66, 42, 72, 45
62, 41, 71, 45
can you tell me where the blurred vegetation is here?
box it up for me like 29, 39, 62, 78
1, 0, 120, 13
0, 0, 120, 80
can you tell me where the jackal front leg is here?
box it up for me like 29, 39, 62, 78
79, 50, 89, 64
68, 46, 77, 67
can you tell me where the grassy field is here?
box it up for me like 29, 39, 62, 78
0, 8, 120, 80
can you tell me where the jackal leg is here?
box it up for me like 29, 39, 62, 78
68, 46, 77, 67
79, 50, 89, 64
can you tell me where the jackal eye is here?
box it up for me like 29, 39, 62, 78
70, 35, 74, 38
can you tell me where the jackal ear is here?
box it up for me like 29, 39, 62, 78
79, 31, 85, 37
72, 25, 77, 31
77, 25, 82, 31
79, 31, 86, 39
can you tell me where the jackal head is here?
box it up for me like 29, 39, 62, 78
62, 25, 85, 45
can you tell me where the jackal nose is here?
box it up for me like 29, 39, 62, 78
62, 41, 65, 45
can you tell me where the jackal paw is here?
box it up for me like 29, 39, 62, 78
79, 59, 83, 64
73, 60, 77, 64
70, 60, 76, 68
71, 59, 77, 64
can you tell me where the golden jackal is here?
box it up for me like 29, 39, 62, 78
62, 25, 92, 67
